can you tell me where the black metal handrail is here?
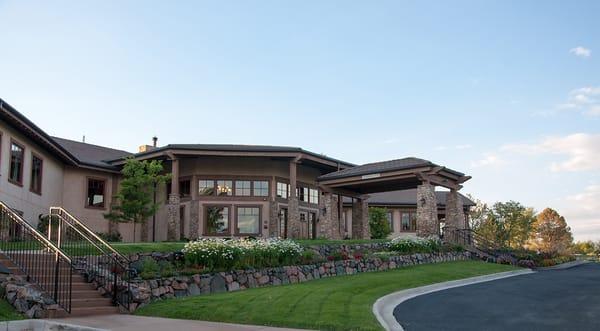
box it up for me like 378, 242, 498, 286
0, 201, 73, 312
48, 207, 132, 310
443, 226, 504, 257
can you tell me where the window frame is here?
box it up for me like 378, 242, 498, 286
8, 139, 25, 187
203, 204, 232, 236
386, 211, 394, 232
252, 180, 269, 197
234, 180, 252, 197
29, 153, 43, 195
235, 205, 262, 235
85, 177, 107, 209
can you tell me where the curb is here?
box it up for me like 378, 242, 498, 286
372, 269, 535, 331
536, 259, 591, 271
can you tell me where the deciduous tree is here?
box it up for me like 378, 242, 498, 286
528, 208, 573, 255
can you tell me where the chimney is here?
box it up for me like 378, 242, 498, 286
138, 136, 158, 153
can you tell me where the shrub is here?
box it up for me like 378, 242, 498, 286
496, 254, 516, 265
182, 238, 304, 271
369, 207, 392, 239
517, 259, 536, 269
140, 257, 160, 279
95, 231, 123, 242
388, 236, 442, 254
158, 260, 175, 277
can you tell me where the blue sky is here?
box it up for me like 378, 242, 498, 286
1, 1, 599, 239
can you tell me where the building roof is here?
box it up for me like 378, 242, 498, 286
318, 157, 465, 181
343, 189, 475, 207
52, 137, 132, 170
107, 143, 356, 169
0, 98, 79, 165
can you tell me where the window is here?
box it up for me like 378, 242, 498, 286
30, 155, 43, 194
9, 142, 24, 185
205, 206, 229, 235
180, 180, 191, 197
387, 212, 394, 232
401, 212, 417, 231
309, 189, 319, 204
253, 181, 269, 197
237, 207, 260, 234
297, 187, 309, 202
216, 180, 233, 196
166, 179, 191, 197
276, 182, 289, 199
86, 178, 106, 208
198, 180, 215, 196
235, 180, 251, 196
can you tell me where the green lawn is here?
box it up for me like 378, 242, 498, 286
135, 261, 517, 331
111, 239, 389, 255
0, 300, 23, 321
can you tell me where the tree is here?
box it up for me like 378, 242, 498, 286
104, 158, 170, 242
470, 199, 535, 250
369, 207, 391, 239
572, 241, 597, 255
528, 208, 573, 255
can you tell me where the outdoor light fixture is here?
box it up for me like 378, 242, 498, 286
419, 197, 426, 207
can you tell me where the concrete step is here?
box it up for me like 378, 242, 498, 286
71, 290, 104, 299
69, 306, 121, 317
70, 297, 113, 308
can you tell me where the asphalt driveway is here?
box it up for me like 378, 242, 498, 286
394, 262, 600, 331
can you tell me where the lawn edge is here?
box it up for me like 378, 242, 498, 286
373, 268, 535, 331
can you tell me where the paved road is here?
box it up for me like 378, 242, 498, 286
394, 263, 600, 331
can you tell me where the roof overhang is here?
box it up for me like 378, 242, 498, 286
318, 161, 470, 195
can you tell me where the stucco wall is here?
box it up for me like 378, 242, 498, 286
0, 121, 64, 226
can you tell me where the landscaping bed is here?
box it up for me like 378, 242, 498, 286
135, 261, 518, 331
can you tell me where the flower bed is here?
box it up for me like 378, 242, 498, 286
388, 236, 443, 254
182, 238, 304, 271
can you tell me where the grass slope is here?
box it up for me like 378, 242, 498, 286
135, 261, 517, 331
0, 300, 23, 321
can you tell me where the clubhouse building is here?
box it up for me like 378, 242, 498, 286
0, 98, 473, 242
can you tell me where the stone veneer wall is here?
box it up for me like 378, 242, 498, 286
0, 274, 61, 318
126, 251, 473, 310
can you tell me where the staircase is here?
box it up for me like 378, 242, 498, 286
0, 202, 132, 317
442, 226, 504, 262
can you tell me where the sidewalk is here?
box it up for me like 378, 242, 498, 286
51, 314, 312, 331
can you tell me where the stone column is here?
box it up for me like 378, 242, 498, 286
268, 200, 279, 237
318, 192, 341, 239
445, 189, 466, 229
416, 182, 438, 237
287, 160, 301, 239
189, 176, 200, 239
352, 197, 370, 239
167, 158, 180, 241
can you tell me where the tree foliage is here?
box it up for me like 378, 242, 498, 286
571, 241, 599, 255
369, 207, 391, 239
104, 158, 170, 242
528, 208, 573, 255
470, 200, 535, 249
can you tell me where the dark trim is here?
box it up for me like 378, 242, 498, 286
8, 139, 25, 187
203, 204, 232, 236
29, 152, 43, 195
234, 205, 262, 236
85, 176, 107, 210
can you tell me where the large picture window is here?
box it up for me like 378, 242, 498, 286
86, 178, 106, 208
205, 206, 230, 235
401, 212, 417, 232
9, 141, 24, 185
237, 207, 260, 234
235, 180, 251, 196
30, 155, 43, 194
216, 180, 233, 196
253, 181, 269, 197
198, 180, 215, 196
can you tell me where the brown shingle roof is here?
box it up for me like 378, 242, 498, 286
52, 137, 132, 170
343, 189, 475, 207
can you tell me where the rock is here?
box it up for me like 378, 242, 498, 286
210, 275, 227, 293
247, 275, 257, 288
258, 275, 269, 285
187, 283, 200, 296
172, 281, 188, 290
225, 275, 233, 283
227, 282, 240, 291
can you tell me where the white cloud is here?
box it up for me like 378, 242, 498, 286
564, 184, 600, 240
471, 153, 503, 168
557, 86, 600, 116
570, 46, 592, 58
502, 133, 600, 172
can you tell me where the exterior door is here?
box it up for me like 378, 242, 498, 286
279, 208, 288, 238
308, 212, 317, 239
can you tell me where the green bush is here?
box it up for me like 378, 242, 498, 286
158, 260, 175, 277
95, 231, 123, 242
140, 257, 160, 279
182, 238, 304, 272
369, 207, 392, 239
388, 236, 442, 254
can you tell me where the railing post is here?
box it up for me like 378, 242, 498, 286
113, 260, 118, 305
53, 252, 60, 303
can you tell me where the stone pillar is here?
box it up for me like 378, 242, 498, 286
416, 182, 438, 237
268, 200, 279, 237
167, 158, 180, 241
188, 176, 199, 239
287, 160, 301, 239
318, 192, 341, 239
445, 189, 465, 230
352, 198, 370, 239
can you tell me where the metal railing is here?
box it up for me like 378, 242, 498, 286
443, 226, 503, 257
0, 202, 73, 312
48, 207, 133, 310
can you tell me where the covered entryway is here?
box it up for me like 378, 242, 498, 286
316, 157, 471, 239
